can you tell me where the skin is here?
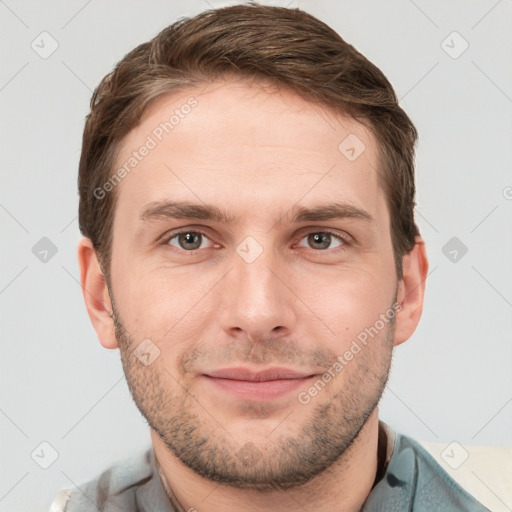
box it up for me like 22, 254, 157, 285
78, 77, 428, 511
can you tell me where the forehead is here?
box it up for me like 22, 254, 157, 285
113, 79, 386, 226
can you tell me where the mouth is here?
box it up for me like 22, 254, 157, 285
202, 367, 317, 401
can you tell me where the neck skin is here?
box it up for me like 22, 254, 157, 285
151, 408, 381, 512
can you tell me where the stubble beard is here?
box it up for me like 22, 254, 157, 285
111, 297, 395, 491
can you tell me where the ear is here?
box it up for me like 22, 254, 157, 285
77, 237, 118, 349
394, 236, 429, 347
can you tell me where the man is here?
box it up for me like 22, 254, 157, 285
50, 3, 490, 511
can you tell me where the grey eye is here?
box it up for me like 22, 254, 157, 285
168, 232, 210, 251
298, 232, 343, 250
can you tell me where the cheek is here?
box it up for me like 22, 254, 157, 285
112, 262, 215, 344
295, 267, 396, 348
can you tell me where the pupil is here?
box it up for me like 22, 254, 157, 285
181, 232, 200, 249
310, 233, 330, 249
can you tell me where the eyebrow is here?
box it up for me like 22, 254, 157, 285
139, 200, 374, 226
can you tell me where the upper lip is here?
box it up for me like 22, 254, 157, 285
204, 367, 315, 382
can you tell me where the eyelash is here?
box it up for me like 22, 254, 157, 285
160, 228, 352, 254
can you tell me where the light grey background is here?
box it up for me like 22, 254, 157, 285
1, 1, 511, 510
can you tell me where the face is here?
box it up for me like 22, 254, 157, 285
106, 79, 401, 489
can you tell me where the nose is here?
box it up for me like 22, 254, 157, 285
219, 242, 298, 343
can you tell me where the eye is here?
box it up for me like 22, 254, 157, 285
165, 230, 214, 251
161, 228, 350, 254
297, 231, 347, 251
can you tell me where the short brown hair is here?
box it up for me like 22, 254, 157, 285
78, 2, 419, 279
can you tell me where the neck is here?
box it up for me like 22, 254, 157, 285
152, 409, 381, 512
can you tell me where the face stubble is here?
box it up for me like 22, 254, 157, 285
110, 286, 397, 491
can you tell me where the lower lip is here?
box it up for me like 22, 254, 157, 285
203, 376, 314, 401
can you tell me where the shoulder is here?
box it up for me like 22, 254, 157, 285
395, 434, 492, 510
48, 448, 157, 512
419, 438, 512, 512
365, 427, 497, 511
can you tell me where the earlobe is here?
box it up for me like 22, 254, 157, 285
393, 236, 429, 347
77, 237, 118, 349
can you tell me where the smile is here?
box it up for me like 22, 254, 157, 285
202, 367, 317, 401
